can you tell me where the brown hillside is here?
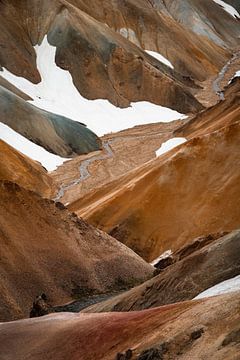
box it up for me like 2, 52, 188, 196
0, 181, 153, 321
0, 292, 240, 360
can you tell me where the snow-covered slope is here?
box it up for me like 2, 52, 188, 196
1, 36, 184, 137
145, 50, 174, 69
156, 138, 187, 157
0, 123, 67, 171
194, 275, 240, 299
213, 0, 240, 18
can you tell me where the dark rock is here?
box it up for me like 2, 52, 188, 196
29, 294, 52, 318
55, 201, 66, 210
137, 344, 168, 360
154, 256, 174, 270
190, 328, 204, 340
116, 349, 133, 359
222, 328, 240, 347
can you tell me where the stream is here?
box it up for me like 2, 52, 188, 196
212, 51, 240, 100
54, 140, 114, 202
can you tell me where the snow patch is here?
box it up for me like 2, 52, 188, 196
151, 250, 173, 266
227, 70, 240, 84
233, 70, 240, 78
0, 123, 68, 171
1, 36, 184, 138
213, 0, 240, 18
194, 275, 240, 299
145, 50, 174, 69
156, 138, 187, 157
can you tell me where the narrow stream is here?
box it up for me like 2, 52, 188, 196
212, 51, 240, 100
54, 140, 114, 202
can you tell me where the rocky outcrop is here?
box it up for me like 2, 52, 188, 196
0, 180, 153, 321
0, 86, 102, 157
0, 140, 54, 197
0, 292, 240, 360
83, 230, 240, 312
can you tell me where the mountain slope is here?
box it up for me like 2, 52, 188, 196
0, 140, 54, 197
0, 292, 240, 360
70, 118, 240, 261
0, 181, 153, 321
0, 86, 102, 158
0, 0, 209, 113
83, 230, 240, 313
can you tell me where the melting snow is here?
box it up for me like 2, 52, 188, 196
213, 0, 240, 18
145, 50, 174, 69
1, 36, 184, 138
151, 250, 173, 266
0, 123, 68, 171
194, 275, 240, 299
156, 137, 187, 157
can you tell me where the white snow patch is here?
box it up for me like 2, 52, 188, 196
1, 36, 184, 137
233, 70, 240, 78
227, 70, 240, 84
151, 250, 173, 266
0, 123, 68, 171
213, 0, 240, 18
145, 50, 174, 69
156, 137, 187, 157
194, 275, 240, 299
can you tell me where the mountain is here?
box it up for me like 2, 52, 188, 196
0, 1, 240, 358
1, 292, 240, 360
70, 82, 240, 261
0, 180, 152, 321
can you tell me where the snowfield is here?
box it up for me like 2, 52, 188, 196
1, 36, 184, 138
0, 123, 68, 171
194, 275, 240, 299
156, 138, 187, 157
145, 50, 174, 69
213, 0, 240, 18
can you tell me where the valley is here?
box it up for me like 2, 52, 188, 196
0, 1, 240, 359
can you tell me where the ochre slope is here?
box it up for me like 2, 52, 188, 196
0, 181, 153, 321
0, 292, 240, 360
0, 140, 54, 197
175, 77, 240, 139
71, 120, 240, 261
